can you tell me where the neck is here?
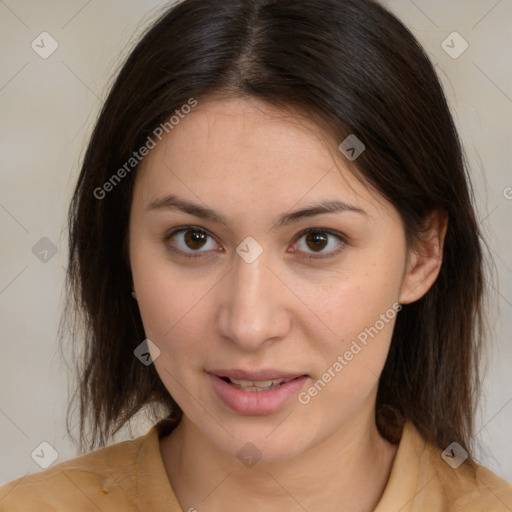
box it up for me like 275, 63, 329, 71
160, 405, 398, 512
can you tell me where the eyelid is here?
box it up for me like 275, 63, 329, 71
163, 225, 348, 260
290, 227, 347, 260
163, 226, 221, 258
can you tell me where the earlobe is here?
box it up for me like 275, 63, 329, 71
399, 209, 448, 305
131, 290, 137, 300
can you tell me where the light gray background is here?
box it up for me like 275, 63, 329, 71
0, 0, 511, 486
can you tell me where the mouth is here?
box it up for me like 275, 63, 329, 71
217, 375, 301, 392
207, 369, 309, 415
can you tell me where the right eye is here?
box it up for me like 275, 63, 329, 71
163, 226, 221, 258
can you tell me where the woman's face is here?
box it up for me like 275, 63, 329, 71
129, 96, 434, 462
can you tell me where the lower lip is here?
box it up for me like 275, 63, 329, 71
208, 373, 308, 415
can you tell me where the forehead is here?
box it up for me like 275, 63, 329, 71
144, 97, 336, 173
133, 97, 394, 222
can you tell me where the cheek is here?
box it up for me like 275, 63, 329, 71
130, 240, 213, 355
300, 282, 398, 426
134, 265, 212, 403
302, 253, 403, 389
136, 276, 212, 354
309, 257, 402, 341
318, 285, 397, 385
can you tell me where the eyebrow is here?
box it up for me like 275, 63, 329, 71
146, 194, 367, 231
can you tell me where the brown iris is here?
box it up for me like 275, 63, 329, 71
184, 230, 208, 250
304, 231, 328, 252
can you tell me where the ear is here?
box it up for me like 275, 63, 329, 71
399, 209, 448, 305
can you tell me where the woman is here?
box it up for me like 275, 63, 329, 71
1, 0, 510, 510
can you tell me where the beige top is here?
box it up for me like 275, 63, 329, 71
1, 418, 511, 511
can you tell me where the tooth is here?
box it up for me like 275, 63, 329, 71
253, 380, 275, 388
226, 376, 295, 390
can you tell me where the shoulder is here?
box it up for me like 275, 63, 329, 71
384, 422, 512, 511
0, 435, 144, 511
429, 447, 512, 511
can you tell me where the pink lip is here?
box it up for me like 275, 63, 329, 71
207, 371, 309, 415
209, 368, 304, 381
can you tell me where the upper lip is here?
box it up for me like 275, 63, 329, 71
208, 369, 306, 381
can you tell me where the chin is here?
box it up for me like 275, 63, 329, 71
202, 417, 317, 466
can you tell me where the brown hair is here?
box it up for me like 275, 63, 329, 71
61, 0, 491, 459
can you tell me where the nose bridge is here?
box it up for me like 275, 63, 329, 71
218, 243, 289, 349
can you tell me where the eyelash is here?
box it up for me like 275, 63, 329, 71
162, 226, 348, 261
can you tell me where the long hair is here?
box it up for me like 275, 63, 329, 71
60, 0, 490, 458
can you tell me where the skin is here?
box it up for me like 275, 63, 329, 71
128, 96, 448, 512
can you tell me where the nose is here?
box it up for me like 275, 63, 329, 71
217, 246, 291, 351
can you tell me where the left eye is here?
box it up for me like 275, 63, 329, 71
164, 227, 346, 259
291, 228, 346, 259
